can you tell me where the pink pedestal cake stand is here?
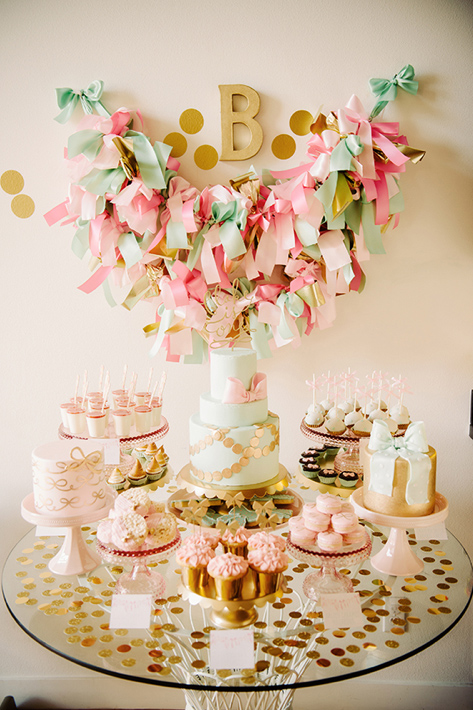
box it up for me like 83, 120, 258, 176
287, 530, 372, 602
350, 488, 449, 576
21, 490, 115, 576
96, 534, 181, 599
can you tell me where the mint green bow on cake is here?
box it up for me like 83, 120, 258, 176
368, 420, 431, 505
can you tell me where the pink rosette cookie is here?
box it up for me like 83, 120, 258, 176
115, 488, 151, 517
96, 518, 114, 545
331, 512, 358, 534
176, 542, 215, 592
111, 513, 147, 551
317, 531, 343, 553
143, 512, 177, 548
343, 524, 367, 547
207, 553, 249, 600
247, 532, 286, 552
288, 517, 317, 547
248, 548, 289, 596
222, 526, 249, 557
316, 493, 342, 515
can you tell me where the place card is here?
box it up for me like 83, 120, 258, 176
319, 592, 365, 629
109, 594, 152, 629
209, 629, 255, 670
415, 522, 448, 541
89, 438, 121, 465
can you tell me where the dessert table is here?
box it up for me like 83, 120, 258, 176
3, 476, 472, 710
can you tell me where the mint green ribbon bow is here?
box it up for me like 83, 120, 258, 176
368, 419, 431, 505
55, 80, 111, 124
330, 134, 364, 172
211, 200, 248, 259
369, 65, 418, 119
276, 291, 305, 340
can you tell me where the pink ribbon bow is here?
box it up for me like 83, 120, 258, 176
222, 373, 267, 404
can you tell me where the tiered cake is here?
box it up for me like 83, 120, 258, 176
188, 349, 280, 488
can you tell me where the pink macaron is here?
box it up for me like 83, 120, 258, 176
317, 531, 343, 552
316, 493, 342, 515
331, 512, 358, 534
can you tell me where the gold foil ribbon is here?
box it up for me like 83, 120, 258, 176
112, 137, 139, 180
296, 282, 325, 308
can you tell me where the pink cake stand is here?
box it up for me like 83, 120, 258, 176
96, 533, 181, 599
287, 531, 372, 601
21, 491, 115, 576
350, 488, 449, 576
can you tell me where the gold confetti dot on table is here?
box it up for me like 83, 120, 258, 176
194, 145, 218, 170
98, 649, 113, 658
191, 660, 206, 670
164, 132, 188, 158
316, 658, 331, 668
26, 599, 37, 606
331, 648, 345, 657
333, 630, 346, 638
130, 638, 144, 647
346, 645, 360, 653
159, 666, 172, 676
114, 629, 128, 637
100, 635, 113, 643
271, 134, 296, 160
363, 642, 378, 650
446, 577, 458, 584
255, 660, 271, 672
1, 169, 24, 194
316, 637, 329, 645
340, 657, 355, 667
122, 659, 136, 668
438, 607, 452, 614
169, 656, 182, 664
180, 108, 204, 134
67, 636, 80, 644
352, 631, 366, 639
81, 637, 96, 647
15, 597, 28, 605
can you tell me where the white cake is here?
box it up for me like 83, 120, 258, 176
189, 349, 280, 488
32, 441, 107, 517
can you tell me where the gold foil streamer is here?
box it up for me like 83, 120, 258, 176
296, 282, 325, 308
112, 137, 139, 180
393, 142, 426, 164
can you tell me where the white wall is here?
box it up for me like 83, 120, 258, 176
1, 0, 472, 707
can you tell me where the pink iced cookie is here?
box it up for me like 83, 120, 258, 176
111, 513, 147, 551
317, 531, 343, 552
331, 512, 358, 534
316, 493, 342, 515
343, 524, 367, 546
97, 518, 113, 545
303, 506, 331, 532
115, 488, 151, 517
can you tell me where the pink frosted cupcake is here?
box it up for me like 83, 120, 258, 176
316, 493, 342, 516
207, 553, 249, 600
331, 512, 358, 534
247, 531, 286, 552
248, 548, 289, 596
222, 526, 249, 557
184, 529, 221, 550
176, 543, 215, 592
288, 517, 317, 547
343, 524, 367, 547
317, 531, 343, 553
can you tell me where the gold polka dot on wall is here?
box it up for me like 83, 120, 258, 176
1, 169, 24, 194
12, 194, 35, 219
272, 134, 296, 160
289, 110, 314, 136
179, 109, 204, 135
1, 169, 35, 218
163, 132, 188, 158
194, 145, 219, 171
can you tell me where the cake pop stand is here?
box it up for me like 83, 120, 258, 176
21, 491, 115, 576
350, 488, 449, 576
96, 533, 181, 599
287, 531, 372, 601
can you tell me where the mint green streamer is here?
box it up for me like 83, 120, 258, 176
294, 216, 318, 248
149, 306, 175, 357
55, 81, 111, 124
344, 200, 362, 234
314, 171, 337, 213
276, 292, 305, 341
186, 228, 206, 272
117, 231, 143, 268
330, 135, 363, 172
102, 279, 117, 307
183, 331, 206, 364
79, 167, 125, 196
343, 261, 355, 286
361, 202, 385, 254
124, 131, 169, 190
369, 64, 418, 119
211, 201, 248, 259
249, 311, 272, 359
166, 220, 189, 249
71, 222, 90, 259
68, 129, 104, 161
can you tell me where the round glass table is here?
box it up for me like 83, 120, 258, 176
3, 485, 472, 710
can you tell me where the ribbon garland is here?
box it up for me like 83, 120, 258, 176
46, 68, 424, 362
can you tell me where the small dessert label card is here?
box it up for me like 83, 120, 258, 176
209, 629, 255, 670
110, 594, 152, 629
415, 522, 448, 541
319, 592, 365, 629
89, 438, 121, 465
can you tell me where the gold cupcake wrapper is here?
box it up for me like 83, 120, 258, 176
222, 542, 248, 558
212, 575, 244, 601
180, 565, 209, 593
254, 569, 284, 596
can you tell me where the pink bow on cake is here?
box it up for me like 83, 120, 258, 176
222, 373, 267, 404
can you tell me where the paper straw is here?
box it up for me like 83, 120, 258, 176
127, 373, 137, 407
149, 380, 158, 404
147, 367, 153, 394
102, 370, 110, 399
73, 374, 79, 405
121, 364, 128, 391
98, 365, 104, 391
157, 372, 167, 402
102, 382, 110, 414
81, 372, 88, 408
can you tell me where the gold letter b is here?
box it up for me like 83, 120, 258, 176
219, 84, 263, 161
